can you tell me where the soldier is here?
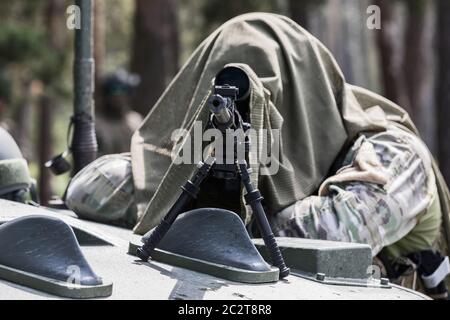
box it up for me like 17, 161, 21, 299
96, 70, 142, 156
268, 125, 449, 299
128, 13, 450, 299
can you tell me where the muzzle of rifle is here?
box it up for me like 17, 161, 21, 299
207, 94, 233, 128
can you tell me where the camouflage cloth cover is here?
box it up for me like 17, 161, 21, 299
130, 13, 450, 255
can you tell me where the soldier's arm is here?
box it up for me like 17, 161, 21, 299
270, 127, 438, 256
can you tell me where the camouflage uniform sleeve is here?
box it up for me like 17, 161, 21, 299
270, 126, 437, 256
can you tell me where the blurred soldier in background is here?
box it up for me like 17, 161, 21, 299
96, 69, 142, 156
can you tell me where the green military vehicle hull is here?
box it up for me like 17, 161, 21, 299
0, 199, 428, 300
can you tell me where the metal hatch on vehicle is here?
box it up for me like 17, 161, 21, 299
0, 200, 114, 298
129, 208, 280, 283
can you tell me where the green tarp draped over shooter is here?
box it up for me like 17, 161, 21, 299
130, 13, 450, 248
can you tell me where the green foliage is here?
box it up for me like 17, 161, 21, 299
104, 0, 135, 73
0, 0, 46, 25
0, 0, 72, 186
0, 25, 45, 66
0, 0, 70, 86
199, 0, 281, 38
179, 0, 283, 60
0, 23, 69, 92
404, 0, 429, 16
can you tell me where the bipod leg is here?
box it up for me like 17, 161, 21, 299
137, 157, 216, 261
237, 161, 290, 279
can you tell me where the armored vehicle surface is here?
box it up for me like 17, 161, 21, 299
0, 199, 428, 300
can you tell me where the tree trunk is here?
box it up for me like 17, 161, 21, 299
288, 0, 312, 29
374, 0, 411, 112
404, 0, 427, 123
437, 0, 450, 185
14, 78, 33, 160
403, 0, 437, 153
38, 0, 65, 205
94, 0, 106, 111
131, 0, 180, 116
38, 95, 52, 205
403, 0, 431, 132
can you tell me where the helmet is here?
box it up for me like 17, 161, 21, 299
65, 153, 137, 228
101, 69, 140, 97
0, 127, 32, 201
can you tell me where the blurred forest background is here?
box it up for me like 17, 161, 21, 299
0, 0, 449, 204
